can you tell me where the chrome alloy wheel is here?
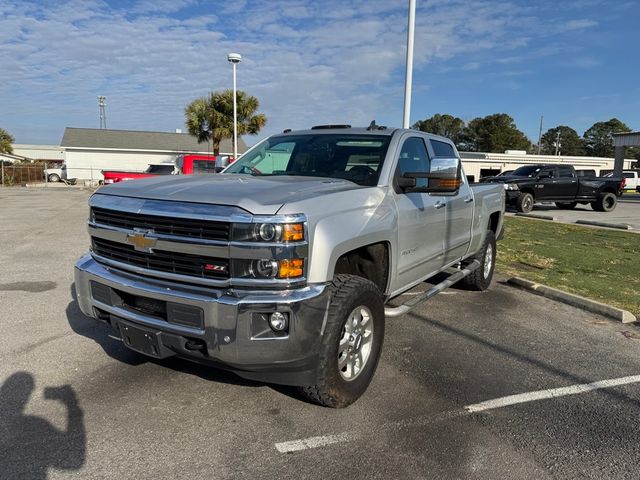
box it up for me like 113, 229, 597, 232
483, 243, 493, 279
338, 306, 374, 381
522, 195, 533, 211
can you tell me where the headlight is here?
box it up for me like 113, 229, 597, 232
504, 183, 519, 191
232, 258, 304, 280
232, 220, 305, 242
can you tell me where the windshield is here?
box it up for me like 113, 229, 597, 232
511, 165, 543, 177
146, 164, 175, 174
224, 134, 392, 186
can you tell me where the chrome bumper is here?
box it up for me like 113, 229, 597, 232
74, 254, 330, 385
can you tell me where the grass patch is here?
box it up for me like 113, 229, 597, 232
496, 217, 640, 317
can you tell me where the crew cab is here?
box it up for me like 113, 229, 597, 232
482, 164, 624, 213
74, 124, 505, 407
102, 154, 228, 184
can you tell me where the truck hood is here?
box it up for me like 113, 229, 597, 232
96, 174, 365, 215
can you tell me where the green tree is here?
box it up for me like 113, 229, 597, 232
185, 89, 267, 155
540, 126, 584, 156
0, 128, 14, 154
460, 113, 531, 153
412, 114, 465, 146
583, 118, 631, 158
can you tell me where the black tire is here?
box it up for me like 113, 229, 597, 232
300, 275, 384, 408
516, 193, 534, 213
460, 230, 496, 291
555, 202, 577, 210
48, 173, 60, 182
591, 192, 617, 212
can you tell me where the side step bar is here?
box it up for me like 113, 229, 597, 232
384, 260, 481, 318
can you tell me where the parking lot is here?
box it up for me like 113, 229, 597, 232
3, 188, 640, 479
518, 193, 640, 230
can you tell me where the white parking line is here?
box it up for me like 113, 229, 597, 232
465, 374, 640, 413
275, 432, 355, 453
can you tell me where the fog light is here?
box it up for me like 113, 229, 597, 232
269, 312, 288, 332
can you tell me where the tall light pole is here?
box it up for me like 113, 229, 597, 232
227, 53, 242, 160
402, 0, 416, 128
98, 96, 107, 129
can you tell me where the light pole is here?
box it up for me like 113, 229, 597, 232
402, 0, 416, 128
227, 53, 242, 160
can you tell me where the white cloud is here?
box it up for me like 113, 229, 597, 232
0, 0, 604, 143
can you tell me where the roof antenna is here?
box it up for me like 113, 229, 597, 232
367, 120, 377, 131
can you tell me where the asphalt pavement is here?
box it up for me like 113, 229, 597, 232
3, 187, 640, 479
517, 193, 640, 230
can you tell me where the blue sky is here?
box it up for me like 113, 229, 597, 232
1, 0, 638, 146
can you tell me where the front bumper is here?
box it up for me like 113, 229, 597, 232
74, 254, 330, 386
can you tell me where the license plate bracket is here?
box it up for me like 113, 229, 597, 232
118, 321, 164, 358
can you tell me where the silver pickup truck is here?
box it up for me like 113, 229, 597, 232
74, 124, 505, 407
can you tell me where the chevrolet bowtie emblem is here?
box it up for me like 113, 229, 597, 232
126, 231, 157, 253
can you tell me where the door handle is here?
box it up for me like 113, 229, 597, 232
435, 201, 446, 209
464, 197, 474, 204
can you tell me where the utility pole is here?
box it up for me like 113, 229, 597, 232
402, 0, 416, 128
98, 96, 107, 129
537, 115, 543, 154
555, 130, 561, 156
227, 53, 242, 160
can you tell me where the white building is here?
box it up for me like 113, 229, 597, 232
60, 128, 247, 181
460, 151, 637, 182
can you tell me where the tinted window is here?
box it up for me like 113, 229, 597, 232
225, 135, 392, 186
430, 139, 456, 158
397, 137, 430, 187
512, 165, 543, 177
146, 164, 174, 174
558, 166, 574, 178
192, 160, 217, 175
624, 172, 633, 179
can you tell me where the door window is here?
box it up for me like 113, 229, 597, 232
558, 166, 574, 178
430, 139, 456, 158
397, 137, 430, 187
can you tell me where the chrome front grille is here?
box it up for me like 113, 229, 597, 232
91, 237, 229, 280
92, 207, 230, 242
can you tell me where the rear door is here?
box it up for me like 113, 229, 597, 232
555, 165, 579, 199
393, 135, 447, 287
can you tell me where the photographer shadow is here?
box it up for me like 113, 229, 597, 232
0, 372, 86, 479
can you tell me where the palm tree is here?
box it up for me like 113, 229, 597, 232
185, 90, 267, 156
0, 128, 15, 154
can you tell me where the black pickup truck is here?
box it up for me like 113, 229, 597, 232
482, 164, 624, 213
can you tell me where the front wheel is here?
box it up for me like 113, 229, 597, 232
516, 193, 534, 213
300, 275, 384, 408
48, 173, 60, 182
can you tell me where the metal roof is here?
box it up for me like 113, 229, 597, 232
60, 128, 247, 154
613, 132, 640, 147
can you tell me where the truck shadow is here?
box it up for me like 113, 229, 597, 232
65, 283, 305, 400
0, 371, 86, 479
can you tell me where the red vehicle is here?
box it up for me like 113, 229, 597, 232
102, 154, 229, 184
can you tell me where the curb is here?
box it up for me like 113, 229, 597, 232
514, 213, 557, 221
506, 277, 637, 324
575, 220, 632, 230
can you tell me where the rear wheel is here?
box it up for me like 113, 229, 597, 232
460, 230, 496, 291
516, 193, 534, 213
591, 192, 617, 212
300, 275, 384, 408
555, 201, 577, 210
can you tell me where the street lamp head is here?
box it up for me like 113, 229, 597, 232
227, 52, 242, 64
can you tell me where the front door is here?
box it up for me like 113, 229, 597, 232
393, 136, 447, 289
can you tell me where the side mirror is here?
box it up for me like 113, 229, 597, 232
400, 158, 462, 194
